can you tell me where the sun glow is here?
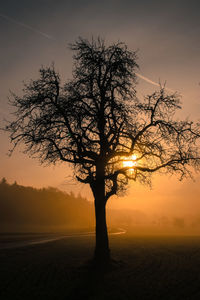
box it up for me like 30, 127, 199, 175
122, 154, 137, 169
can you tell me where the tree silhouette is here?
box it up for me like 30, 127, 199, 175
4, 37, 200, 265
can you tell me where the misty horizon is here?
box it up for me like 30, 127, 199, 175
1, 178, 200, 236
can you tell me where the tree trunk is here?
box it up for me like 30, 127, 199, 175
94, 192, 110, 263
92, 163, 110, 264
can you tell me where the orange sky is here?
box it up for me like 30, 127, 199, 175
0, 0, 200, 216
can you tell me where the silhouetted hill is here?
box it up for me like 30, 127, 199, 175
0, 178, 94, 232
1, 178, 200, 235
0, 178, 151, 234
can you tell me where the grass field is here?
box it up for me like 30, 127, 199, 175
1, 233, 200, 299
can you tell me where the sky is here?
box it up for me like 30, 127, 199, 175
0, 0, 200, 216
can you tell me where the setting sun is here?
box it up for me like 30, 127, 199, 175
122, 154, 137, 169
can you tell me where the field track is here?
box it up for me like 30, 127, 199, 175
0, 228, 126, 250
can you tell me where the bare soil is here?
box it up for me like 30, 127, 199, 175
1, 233, 200, 299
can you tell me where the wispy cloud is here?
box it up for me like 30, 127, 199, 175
136, 72, 175, 93
0, 13, 175, 93
0, 13, 54, 40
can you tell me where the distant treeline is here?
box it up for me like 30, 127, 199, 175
0, 178, 94, 232
1, 178, 200, 235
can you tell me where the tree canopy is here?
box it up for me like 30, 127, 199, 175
6, 38, 200, 201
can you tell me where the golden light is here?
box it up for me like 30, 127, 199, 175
122, 154, 137, 169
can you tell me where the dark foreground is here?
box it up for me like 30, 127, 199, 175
1, 234, 200, 300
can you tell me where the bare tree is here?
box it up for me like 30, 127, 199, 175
4, 37, 200, 265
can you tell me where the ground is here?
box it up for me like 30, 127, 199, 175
1, 233, 200, 299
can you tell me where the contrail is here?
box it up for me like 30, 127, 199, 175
136, 72, 175, 93
0, 13, 175, 92
0, 13, 54, 40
